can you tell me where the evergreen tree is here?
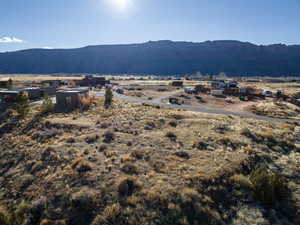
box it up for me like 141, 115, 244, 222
15, 91, 30, 117
104, 87, 113, 108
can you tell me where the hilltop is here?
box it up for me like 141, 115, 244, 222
0, 97, 299, 225
1, 40, 300, 76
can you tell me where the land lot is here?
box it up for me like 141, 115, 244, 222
122, 85, 180, 100
0, 96, 299, 225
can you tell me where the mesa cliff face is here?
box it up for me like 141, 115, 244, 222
1, 40, 300, 75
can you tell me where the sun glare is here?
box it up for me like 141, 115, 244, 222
107, 0, 133, 13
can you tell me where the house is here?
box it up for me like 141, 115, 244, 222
0, 90, 19, 103
211, 90, 224, 96
42, 80, 61, 88
41, 87, 57, 96
0, 87, 44, 103
170, 81, 183, 87
184, 87, 196, 94
0, 87, 57, 104
56, 89, 89, 110
0, 78, 13, 88
80, 75, 110, 87
211, 80, 226, 89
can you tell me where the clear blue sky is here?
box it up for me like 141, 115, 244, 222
1, 0, 300, 52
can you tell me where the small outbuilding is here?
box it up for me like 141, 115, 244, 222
0, 87, 43, 103
41, 87, 57, 96
170, 81, 183, 87
0, 78, 13, 88
56, 89, 89, 110
80, 75, 110, 87
42, 80, 61, 88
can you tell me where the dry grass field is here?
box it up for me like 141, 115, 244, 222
0, 96, 299, 225
0, 74, 84, 82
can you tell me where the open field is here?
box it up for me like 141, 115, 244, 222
0, 74, 84, 82
0, 97, 299, 225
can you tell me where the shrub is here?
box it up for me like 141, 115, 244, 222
249, 165, 288, 205
131, 150, 144, 159
103, 130, 115, 143
174, 151, 190, 159
144, 120, 156, 130
85, 134, 99, 144
165, 131, 177, 141
118, 178, 140, 197
230, 174, 253, 190
40, 95, 54, 114
98, 144, 107, 152
169, 120, 177, 127
104, 87, 113, 108
71, 188, 97, 210
0, 201, 31, 225
92, 203, 121, 225
172, 114, 184, 120
15, 91, 30, 118
121, 163, 138, 174
193, 141, 209, 150
5, 108, 16, 118
80, 96, 93, 111
72, 158, 92, 173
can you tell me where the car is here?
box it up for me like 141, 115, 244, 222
115, 88, 124, 94
263, 90, 273, 97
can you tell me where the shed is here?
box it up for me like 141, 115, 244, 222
170, 81, 183, 87
41, 87, 57, 96
211, 81, 226, 89
211, 90, 224, 96
42, 80, 61, 88
80, 75, 110, 87
56, 89, 89, 110
0, 90, 19, 103
0, 78, 13, 88
0, 87, 42, 102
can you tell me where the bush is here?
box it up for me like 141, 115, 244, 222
40, 95, 54, 114
193, 141, 209, 150
230, 174, 253, 190
121, 163, 138, 174
103, 131, 115, 143
85, 134, 99, 144
165, 131, 177, 141
250, 165, 288, 205
144, 120, 156, 130
169, 120, 177, 127
174, 151, 190, 159
15, 91, 30, 118
0, 201, 31, 225
80, 96, 93, 111
118, 178, 140, 197
5, 108, 16, 118
72, 158, 92, 173
104, 87, 113, 108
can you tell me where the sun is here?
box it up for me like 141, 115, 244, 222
111, 0, 130, 11
105, 0, 133, 13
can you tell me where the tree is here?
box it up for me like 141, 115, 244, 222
104, 87, 113, 108
15, 91, 30, 117
7, 78, 13, 89
40, 95, 54, 114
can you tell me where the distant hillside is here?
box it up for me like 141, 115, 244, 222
1, 40, 300, 76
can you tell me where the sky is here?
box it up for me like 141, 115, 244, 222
1, 0, 300, 52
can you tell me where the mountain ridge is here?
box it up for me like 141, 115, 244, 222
1, 40, 300, 76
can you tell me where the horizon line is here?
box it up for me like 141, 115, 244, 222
1, 39, 300, 53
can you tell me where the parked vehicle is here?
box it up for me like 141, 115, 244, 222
263, 90, 273, 97
115, 88, 124, 94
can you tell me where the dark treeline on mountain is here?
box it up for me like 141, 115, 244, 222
1, 40, 300, 76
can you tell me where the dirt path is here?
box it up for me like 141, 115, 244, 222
91, 91, 300, 123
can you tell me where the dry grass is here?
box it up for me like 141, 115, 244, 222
0, 96, 299, 225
